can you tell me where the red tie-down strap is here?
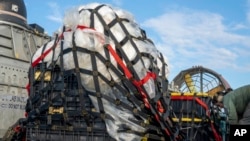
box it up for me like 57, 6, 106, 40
27, 26, 93, 90
106, 42, 175, 138
106, 42, 174, 138
25, 83, 30, 117
14, 125, 21, 133
171, 95, 222, 141
79, 25, 163, 111
31, 25, 97, 68
31, 34, 63, 67
106, 44, 158, 109
27, 28, 70, 91
13, 125, 26, 141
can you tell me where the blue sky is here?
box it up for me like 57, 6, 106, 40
24, 0, 250, 89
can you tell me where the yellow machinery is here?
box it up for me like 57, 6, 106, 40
170, 66, 231, 141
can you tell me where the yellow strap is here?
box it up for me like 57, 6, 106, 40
172, 117, 208, 122
35, 70, 52, 81
49, 107, 64, 114
171, 92, 209, 97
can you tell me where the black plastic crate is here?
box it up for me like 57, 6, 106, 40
25, 63, 114, 140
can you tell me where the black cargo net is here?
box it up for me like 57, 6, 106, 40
82, 5, 183, 140
25, 34, 115, 141
24, 4, 186, 141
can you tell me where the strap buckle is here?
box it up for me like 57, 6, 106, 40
49, 107, 64, 114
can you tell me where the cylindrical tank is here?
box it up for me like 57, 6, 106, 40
0, 0, 27, 27
0, 0, 51, 138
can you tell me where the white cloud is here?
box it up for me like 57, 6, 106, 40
142, 8, 250, 75
230, 23, 248, 30
46, 2, 63, 23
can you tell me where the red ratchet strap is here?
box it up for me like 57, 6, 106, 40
32, 25, 93, 68
108, 43, 165, 112
14, 125, 21, 132
211, 123, 222, 141
31, 41, 59, 67
105, 44, 133, 78
25, 112, 28, 117
171, 96, 209, 115
78, 25, 157, 110
31, 28, 75, 68
106, 44, 157, 109
171, 95, 222, 141
28, 26, 93, 94
77, 25, 95, 30
32, 46, 53, 67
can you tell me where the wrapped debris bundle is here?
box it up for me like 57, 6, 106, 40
24, 3, 183, 141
